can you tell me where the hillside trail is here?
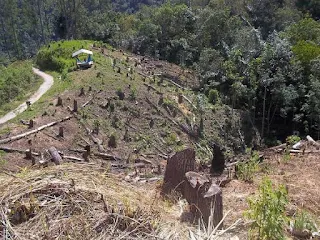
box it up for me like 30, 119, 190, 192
0, 68, 54, 125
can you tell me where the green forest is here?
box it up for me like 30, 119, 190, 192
1, 0, 320, 143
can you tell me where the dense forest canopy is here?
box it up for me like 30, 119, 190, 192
1, 0, 320, 143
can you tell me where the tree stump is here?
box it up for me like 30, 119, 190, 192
108, 134, 117, 148
158, 95, 164, 105
26, 101, 31, 109
56, 97, 63, 106
58, 127, 64, 138
25, 149, 32, 160
28, 120, 34, 129
48, 147, 62, 165
79, 87, 85, 96
178, 93, 183, 104
210, 143, 225, 175
73, 100, 78, 112
162, 148, 195, 195
184, 171, 223, 227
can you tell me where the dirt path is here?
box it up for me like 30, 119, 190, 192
0, 68, 54, 125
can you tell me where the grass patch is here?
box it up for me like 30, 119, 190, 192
0, 61, 42, 116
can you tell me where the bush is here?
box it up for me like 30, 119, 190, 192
236, 150, 260, 182
0, 61, 36, 107
208, 89, 219, 104
292, 210, 317, 236
286, 135, 301, 146
246, 177, 288, 240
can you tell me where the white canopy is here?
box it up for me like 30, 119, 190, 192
72, 49, 93, 57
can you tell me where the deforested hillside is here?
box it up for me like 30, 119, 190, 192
0, 41, 319, 239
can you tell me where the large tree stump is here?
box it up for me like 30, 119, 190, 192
210, 143, 225, 175
162, 148, 195, 195
48, 147, 62, 165
184, 171, 223, 227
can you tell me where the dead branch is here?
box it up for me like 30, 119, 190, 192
0, 116, 73, 144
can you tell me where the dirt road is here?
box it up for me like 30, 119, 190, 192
0, 68, 54, 125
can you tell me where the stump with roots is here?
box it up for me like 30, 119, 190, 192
183, 171, 223, 228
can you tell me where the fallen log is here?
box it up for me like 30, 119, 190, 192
68, 148, 122, 161
63, 155, 84, 162
0, 146, 39, 156
0, 116, 72, 144
48, 147, 62, 165
306, 135, 320, 148
82, 97, 94, 108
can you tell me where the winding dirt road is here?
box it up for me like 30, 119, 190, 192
0, 68, 54, 125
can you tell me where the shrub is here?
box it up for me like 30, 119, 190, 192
236, 150, 260, 182
291, 210, 317, 236
285, 135, 301, 146
246, 177, 288, 240
208, 89, 219, 104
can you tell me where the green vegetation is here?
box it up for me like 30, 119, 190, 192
246, 177, 288, 240
0, 61, 41, 116
36, 40, 94, 73
236, 150, 260, 182
292, 210, 317, 234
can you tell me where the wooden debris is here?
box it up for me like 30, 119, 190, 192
48, 147, 62, 165
0, 116, 73, 144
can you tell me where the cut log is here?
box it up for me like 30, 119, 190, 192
63, 155, 84, 162
184, 171, 223, 227
0, 116, 72, 144
162, 148, 195, 195
306, 135, 320, 149
48, 147, 62, 165
82, 98, 93, 108
0, 146, 39, 156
